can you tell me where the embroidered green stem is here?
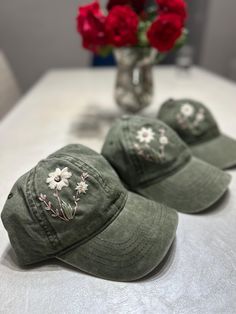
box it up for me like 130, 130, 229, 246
55, 189, 68, 221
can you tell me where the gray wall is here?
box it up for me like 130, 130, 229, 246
0, 0, 92, 91
200, 0, 236, 79
186, 0, 210, 64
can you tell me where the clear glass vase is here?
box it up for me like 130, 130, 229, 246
114, 47, 157, 114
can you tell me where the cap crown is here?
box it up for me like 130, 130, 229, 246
158, 99, 220, 145
1, 145, 126, 265
102, 116, 190, 188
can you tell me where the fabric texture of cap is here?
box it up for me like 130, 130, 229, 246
1, 144, 178, 282
101, 116, 231, 214
157, 98, 236, 169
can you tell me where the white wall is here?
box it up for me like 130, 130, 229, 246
200, 0, 236, 79
0, 0, 93, 92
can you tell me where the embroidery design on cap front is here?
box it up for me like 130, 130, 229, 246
134, 127, 169, 162
38, 167, 89, 222
176, 103, 205, 133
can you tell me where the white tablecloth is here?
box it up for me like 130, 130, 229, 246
0, 67, 236, 314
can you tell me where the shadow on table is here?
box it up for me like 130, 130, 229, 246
134, 238, 177, 283
69, 104, 121, 139
194, 189, 231, 216
1, 238, 177, 283
69, 103, 159, 139
0, 246, 60, 272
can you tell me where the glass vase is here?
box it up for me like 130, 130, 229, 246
114, 47, 157, 114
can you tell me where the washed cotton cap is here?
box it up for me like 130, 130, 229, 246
1, 144, 178, 282
157, 98, 236, 169
102, 116, 231, 214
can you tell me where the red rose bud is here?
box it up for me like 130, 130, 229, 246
77, 1, 107, 53
156, 0, 187, 23
107, 0, 146, 14
105, 6, 139, 47
147, 13, 182, 52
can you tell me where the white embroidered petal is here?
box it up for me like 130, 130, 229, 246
181, 104, 195, 117
46, 177, 53, 184
48, 180, 57, 190
55, 168, 62, 176
61, 167, 72, 179
56, 180, 68, 191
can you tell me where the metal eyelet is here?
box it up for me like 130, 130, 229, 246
8, 193, 13, 199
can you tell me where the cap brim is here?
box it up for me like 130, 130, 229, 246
56, 192, 178, 282
137, 157, 231, 214
190, 134, 236, 170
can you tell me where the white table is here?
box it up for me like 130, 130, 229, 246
1, 67, 236, 314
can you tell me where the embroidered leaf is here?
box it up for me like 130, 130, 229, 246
61, 200, 74, 220
81, 172, 89, 181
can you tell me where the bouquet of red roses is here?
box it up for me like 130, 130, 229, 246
76, 0, 188, 55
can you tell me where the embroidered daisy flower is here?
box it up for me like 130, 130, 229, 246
76, 181, 88, 194
181, 103, 195, 117
136, 127, 155, 144
46, 167, 72, 190
159, 135, 169, 145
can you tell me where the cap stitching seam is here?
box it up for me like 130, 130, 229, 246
189, 131, 220, 146
72, 204, 166, 268
133, 152, 192, 189
55, 191, 128, 258
26, 168, 60, 250
93, 201, 164, 248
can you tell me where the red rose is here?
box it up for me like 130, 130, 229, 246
107, 0, 146, 14
77, 1, 107, 52
156, 0, 187, 22
105, 6, 139, 47
147, 13, 182, 52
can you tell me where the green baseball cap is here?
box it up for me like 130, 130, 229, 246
157, 98, 236, 169
1, 144, 178, 282
102, 116, 231, 214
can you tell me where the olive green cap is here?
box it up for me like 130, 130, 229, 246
1, 144, 178, 282
157, 98, 236, 169
102, 116, 231, 214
